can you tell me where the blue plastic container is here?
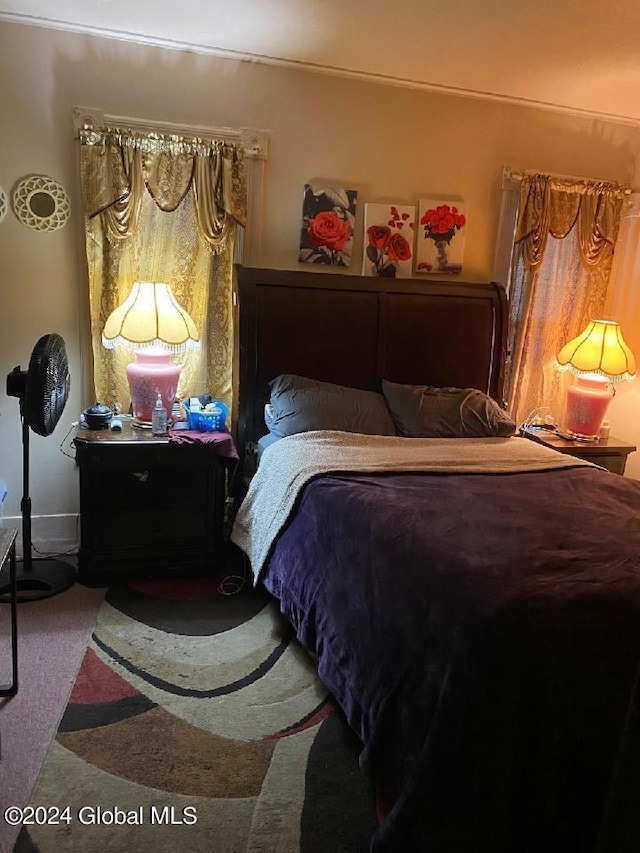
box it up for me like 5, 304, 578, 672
182, 400, 229, 432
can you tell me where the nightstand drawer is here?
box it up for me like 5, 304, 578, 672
96, 507, 211, 548
100, 466, 211, 510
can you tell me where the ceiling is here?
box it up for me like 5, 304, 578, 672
3, 0, 640, 125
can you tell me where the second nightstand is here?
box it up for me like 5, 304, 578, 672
521, 427, 636, 475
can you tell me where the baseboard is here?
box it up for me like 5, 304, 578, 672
0, 513, 79, 558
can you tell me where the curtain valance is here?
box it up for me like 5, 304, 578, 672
78, 127, 247, 252
514, 174, 627, 270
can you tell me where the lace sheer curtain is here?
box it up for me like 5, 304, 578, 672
78, 127, 247, 416
601, 194, 640, 475
606, 193, 640, 356
505, 174, 626, 427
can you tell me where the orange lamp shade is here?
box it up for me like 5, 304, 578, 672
556, 319, 636, 382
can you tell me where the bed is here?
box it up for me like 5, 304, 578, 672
231, 265, 640, 852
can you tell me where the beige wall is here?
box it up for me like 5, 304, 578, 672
2, 21, 640, 542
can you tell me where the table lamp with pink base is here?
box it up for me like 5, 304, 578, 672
102, 281, 200, 428
555, 319, 636, 441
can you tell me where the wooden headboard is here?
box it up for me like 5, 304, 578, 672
235, 265, 508, 458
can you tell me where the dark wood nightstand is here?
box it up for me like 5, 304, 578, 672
521, 427, 636, 475
74, 423, 235, 586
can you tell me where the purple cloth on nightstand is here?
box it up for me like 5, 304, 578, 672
168, 428, 238, 459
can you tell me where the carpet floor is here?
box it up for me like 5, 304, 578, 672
11, 576, 378, 852
0, 579, 106, 853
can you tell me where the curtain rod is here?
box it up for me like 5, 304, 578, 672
502, 165, 632, 194
73, 106, 268, 159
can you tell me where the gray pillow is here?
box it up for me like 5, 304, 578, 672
382, 380, 516, 438
268, 374, 396, 438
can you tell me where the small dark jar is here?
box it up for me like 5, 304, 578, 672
83, 402, 113, 430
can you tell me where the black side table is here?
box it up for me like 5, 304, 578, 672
73, 423, 236, 586
0, 527, 19, 697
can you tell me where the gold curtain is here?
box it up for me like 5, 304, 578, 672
506, 174, 626, 426
79, 127, 247, 415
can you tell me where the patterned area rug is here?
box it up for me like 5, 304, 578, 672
13, 576, 377, 852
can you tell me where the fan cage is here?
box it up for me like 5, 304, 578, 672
25, 334, 70, 436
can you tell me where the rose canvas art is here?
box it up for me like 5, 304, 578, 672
362, 203, 415, 278
415, 199, 466, 274
298, 183, 358, 267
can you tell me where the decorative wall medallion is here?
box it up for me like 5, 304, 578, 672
12, 175, 70, 232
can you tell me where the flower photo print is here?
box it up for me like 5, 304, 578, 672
299, 183, 358, 267
415, 198, 466, 274
362, 203, 415, 278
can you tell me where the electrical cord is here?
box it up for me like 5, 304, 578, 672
31, 513, 80, 557
520, 406, 558, 433
217, 551, 248, 595
59, 420, 79, 460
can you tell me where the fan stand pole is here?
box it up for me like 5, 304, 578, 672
0, 405, 76, 604
20, 406, 32, 572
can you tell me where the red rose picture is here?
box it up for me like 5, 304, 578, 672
299, 184, 357, 267
362, 204, 415, 278
416, 199, 466, 274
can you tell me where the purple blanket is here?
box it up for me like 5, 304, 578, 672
261, 466, 640, 852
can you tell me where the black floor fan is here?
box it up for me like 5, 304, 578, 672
0, 333, 76, 602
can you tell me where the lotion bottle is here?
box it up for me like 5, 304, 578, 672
151, 392, 167, 435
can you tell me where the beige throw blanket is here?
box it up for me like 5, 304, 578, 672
231, 431, 595, 580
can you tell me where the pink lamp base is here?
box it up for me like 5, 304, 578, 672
126, 349, 179, 427
565, 377, 613, 441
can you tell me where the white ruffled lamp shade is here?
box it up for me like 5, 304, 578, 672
102, 281, 200, 426
556, 319, 636, 441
